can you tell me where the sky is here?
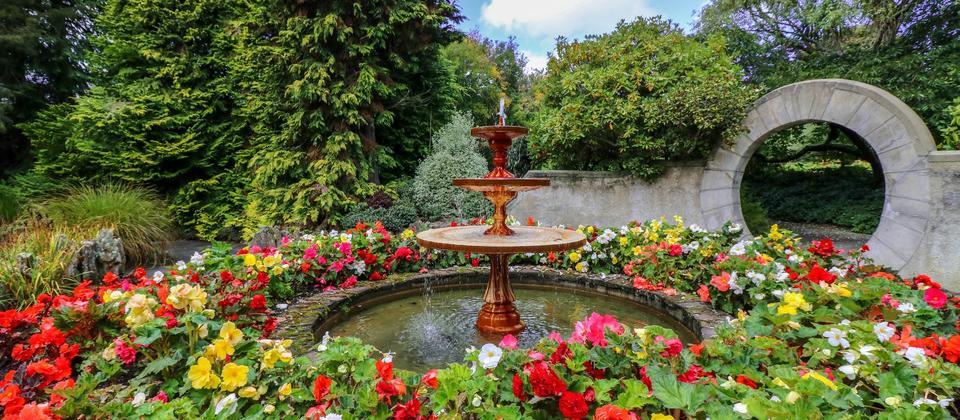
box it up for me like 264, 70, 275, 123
455, 0, 708, 72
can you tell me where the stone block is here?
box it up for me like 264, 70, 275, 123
822, 88, 867, 125
699, 188, 738, 212
846, 98, 895, 137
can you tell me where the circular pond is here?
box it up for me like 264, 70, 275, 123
317, 284, 697, 372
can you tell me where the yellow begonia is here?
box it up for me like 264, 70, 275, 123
239, 386, 259, 399
102, 290, 123, 303
777, 292, 812, 315
243, 253, 257, 266
569, 252, 581, 263
802, 371, 838, 390
827, 283, 852, 297
652, 414, 674, 420
632, 246, 643, 256
220, 322, 244, 345
261, 345, 293, 370
188, 357, 220, 389
618, 236, 628, 246
768, 224, 783, 241
278, 383, 292, 400
587, 226, 595, 234
166, 283, 208, 312
263, 254, 280, 267
220, 362, 250, 392
124, 294, 157, 328
271, 265, 284, 276
207, 338, 235, 360
401, 229, 415, 240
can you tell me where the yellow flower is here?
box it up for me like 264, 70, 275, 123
271, 265, 284, 276
263, 254, 280, 267
102, 290, 123, 303
611, 255, 618, 264
827, 283, 852, 297
777, 304, 798, 316
208, 338, 235, 360
220, 321, 244, 345
261, 346, 292, 369
243, 253, 257, 267
166, 283, 207, 312
401, 229, 415, 241
197, 324, 209, 338
238, 386, 259, 399
777, 292, 812, 315
802, 371, 837, 390
220, 362, 250, 392
586, 226, 595, 234
768, 224, 783, 241
568, 252, 581, 263
632, 246, 642, 256
188, 357, 220, 389
101, 345, 116, 361
263, 404, 276, 414
124, 294, 157, 328
278, 383, 292, 400
618, 236, 628, 246
652, 414, 674, 420
772, 377, 790, 389
786, 391, 801, 404
575, 262, 587, 272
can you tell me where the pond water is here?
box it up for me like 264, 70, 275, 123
319, 286, 695, 372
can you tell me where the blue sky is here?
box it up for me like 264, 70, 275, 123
455, 0, 708, 72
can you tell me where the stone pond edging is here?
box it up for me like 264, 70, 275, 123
273, 266, 728, 354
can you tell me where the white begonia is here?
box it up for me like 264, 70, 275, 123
823, 328, 850, 348
874, 322, 896, 342
190, 251, 205, 266
843, 350, 859, 364
132, 392, 147, 407
829, 267, 847, 278
939, 398, 955, 408
320, 414, 343, 420
176, 260, 187, 271
152, 271, 164, 282
896, 302, 917, 313
301, 233, 315, 241
901, 347, 927, 367
733, 402, 748, 414
689, 224, 706, 233
859, 345, 878, 360
381, 353, 393, 363
753, 293, 766, 301
746, 270, 765, 286
772, 289, 786, 298
913, 398, 937, 407
788, 254, 801, 263
472, 395, 483, 407
838, 365, 856, 379
582, 242, 593, 252
215, 393, 238, 415
729, 241, 748, 256
727, 223, 742, 233
728, 272, 744, 295
478, 343, 502, 369
353, 260, 366, 275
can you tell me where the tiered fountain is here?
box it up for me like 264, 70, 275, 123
416, 103, 587, 335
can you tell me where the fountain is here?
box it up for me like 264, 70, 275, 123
416, 101, 587, 335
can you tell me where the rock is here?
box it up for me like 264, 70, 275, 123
65, 228, 125, 282
249, 226, 289, 249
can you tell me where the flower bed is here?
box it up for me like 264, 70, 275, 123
2, 218, 960, 418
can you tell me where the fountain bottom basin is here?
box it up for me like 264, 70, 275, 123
314, 276, 698, 372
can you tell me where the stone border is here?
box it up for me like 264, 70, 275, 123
274, 266, 728, 355
701, 79, 936, 270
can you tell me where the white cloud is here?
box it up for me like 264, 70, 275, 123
480, 0, 655, 38
521, 50, 549, 73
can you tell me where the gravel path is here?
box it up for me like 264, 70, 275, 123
775, 220, 871, 252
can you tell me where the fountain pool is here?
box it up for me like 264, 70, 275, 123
316, 283, 697, 372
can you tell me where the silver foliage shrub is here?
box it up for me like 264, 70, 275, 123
413, 112, 490, 220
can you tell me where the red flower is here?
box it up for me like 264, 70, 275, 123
220, 270, 234, 282
583, 361, 605, 379
594, 404, 637, 420
668, 244, 683, 257
313, 374, 332, 402
550, 342, 572, 364
735, 374, 758, 389
925, 287, 947, 309
558, 391, 588, 419
689, 343, 704, 357
392, 394, 422, 420
420, 370, 438, 389
300, 262, 312, 273
655, 336, 683, 357
261, 317, 278, 338
709, 273, 730, 292
512, 374, 527, 401
808, 238, 837, 257
806, 264, 836, 285
133, 268, 147, 280
115, 339, 137, 365
340, 276, 358, 289
370, 271, 384, 281
527, 361, 566, 397
677, 364, 705, 383
471, 258, 480, 267
944, 335, 960, 363
636, 366, 652, 395
249, 294, 267, 311
697, 284, 711, 303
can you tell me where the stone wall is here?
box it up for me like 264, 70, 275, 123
901, 151, 960, 286
508, 165, 707, 228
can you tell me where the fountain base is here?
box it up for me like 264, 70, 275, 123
476, 254, 525, 334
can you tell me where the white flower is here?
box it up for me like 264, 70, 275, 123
733, 402, 748, 414
823, 328, 850, 348
132, 392, 147, 407
276, 303, 288, 310
301, 233, 316, 241
769, 395, 781, 402
176, 260, 187, 271
901, 347, 927, 367
728, 272, 743, 295
874, 322, 896, 342
477, 343, 503, 369
829, 267, 847, 278
727, 223, 742, 233
788, 254, 801, 263
746, 271, 765, 285
772, 289, 786, 298
753, 293, 766, 300
690, 224, 706, 233
215, 393, 238, 415
939, 398, 955, 408
913, 398, 937, 407
353, 260, 366, 275
472, 394, 483, 407
582, 242, 593, 252
840, 319, 851, 326
381, 353, 394, 363
859, 345, 878, 360
896, 302, 916, 313
838, 365, 856, 379
729, 241, 748, 256
320, 414, 343, 420
843, 350, 859, 364
190, 251, 205, 266
685, 241, 700, 251
152, 271, 164, 282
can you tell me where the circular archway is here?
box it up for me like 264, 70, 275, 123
700, 79, 935, 270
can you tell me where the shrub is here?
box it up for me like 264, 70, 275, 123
0, 220, 90, 308
0, 184, 20, 224
528, 17, 758, 178
740, 186, 771, 235
942, 97, 960, 150
413, 112, 491, 220
31, 183, 174, 264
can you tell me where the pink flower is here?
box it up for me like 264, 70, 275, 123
570, 313, 624, 347
114, 339, 137, 365
281, 236, 290, 246
340, 276, 357, 289
710, 272, 730, 292
548, 332, 564, 343
527, 351, 545, 361
304, 245, 318, 260
655, 336, 683, 357
924, 287, 947, 309
330, 261, 344, 273
500, 334, 518, 350
697, 284, 711, 302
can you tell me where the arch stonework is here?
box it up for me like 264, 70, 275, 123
700, 79, 936, 270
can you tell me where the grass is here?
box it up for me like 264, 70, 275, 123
0, 220, 93, 309
29, 182, 174, 266
0, 184, 21, 224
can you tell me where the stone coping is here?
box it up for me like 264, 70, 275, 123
273, 266, 728, 355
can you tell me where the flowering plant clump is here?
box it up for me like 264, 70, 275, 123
2, 218, 960, 418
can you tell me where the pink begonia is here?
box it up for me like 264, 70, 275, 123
500, 334, 518, 350
548, 332, 564, 344
304, 245, 318, 260
330, 261, 344, 273
527, 351, 545, 361
570, 313, 624, 347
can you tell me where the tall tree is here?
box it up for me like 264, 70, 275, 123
0, 0, 99, 177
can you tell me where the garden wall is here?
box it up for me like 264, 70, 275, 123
509, 165, 707, 229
